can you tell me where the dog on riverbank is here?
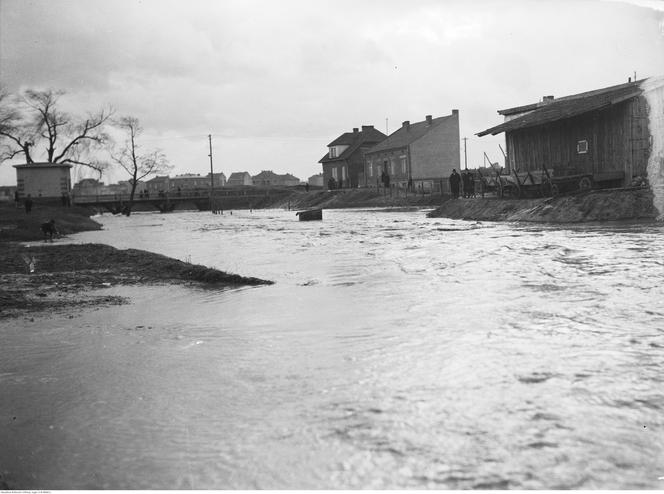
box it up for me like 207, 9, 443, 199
40, 220, 58, 242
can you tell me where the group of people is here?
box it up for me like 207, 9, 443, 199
15, 190, 73, 212
328, 177, 343, 190
448, 169, 476, 199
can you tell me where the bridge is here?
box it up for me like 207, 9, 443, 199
72, 187, 299, 213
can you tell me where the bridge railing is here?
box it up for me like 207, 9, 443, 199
72, 191, 212, 204
72, 186, 299, 204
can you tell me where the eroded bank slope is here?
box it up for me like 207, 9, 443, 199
427, 188, 658, 222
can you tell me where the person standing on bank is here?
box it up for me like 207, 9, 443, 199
449, 169, 461, 199
462, 170, 473, 198
24, 194, 33, 213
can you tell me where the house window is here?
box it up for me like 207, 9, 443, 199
342, 166, 347, 180
401, 157, 407, 174
368, 161, 373, 177
329, 147, 337, 158
331, 168, 338, 179
577, 139, 588, 154
390, 159, 395, 175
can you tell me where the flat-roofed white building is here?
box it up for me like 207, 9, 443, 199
13, 162, 72, 198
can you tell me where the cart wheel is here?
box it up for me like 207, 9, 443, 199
578, 176, 593, 191
551, 184, 560, 197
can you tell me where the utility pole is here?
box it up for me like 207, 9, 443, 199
208, 134, 215, 213
463, 137, 468, 170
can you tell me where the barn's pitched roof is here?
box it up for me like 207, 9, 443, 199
365, 114, 456, 155
476, 77, 664, 136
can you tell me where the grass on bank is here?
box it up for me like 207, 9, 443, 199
0, 201, 103, 242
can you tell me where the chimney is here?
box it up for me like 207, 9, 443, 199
542, 95, 554, 104
353, 127, 359, 133
361, 125, 374, 131
425, 115, 433, 124
402, 120, 410, 130
452, 109, 459, 116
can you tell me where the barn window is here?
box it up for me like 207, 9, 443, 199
577, 140, 588, 154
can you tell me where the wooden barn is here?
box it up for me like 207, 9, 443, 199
477, 77, 664, 193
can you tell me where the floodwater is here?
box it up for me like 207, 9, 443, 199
1, 208, 664, 489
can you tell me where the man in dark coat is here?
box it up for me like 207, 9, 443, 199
462, 170, 473, 198
24, 194, 33, 213
449, 169, 461, 199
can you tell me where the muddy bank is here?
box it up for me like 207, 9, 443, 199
275, 188, 443, 211
0, 202, 102, 242
427, 187, 659, 222
0, 243, 272, 319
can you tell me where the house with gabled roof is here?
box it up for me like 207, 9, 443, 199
251, 170, 280, 187
477, 77, 664, 189
226, 172, 253, 187
364, 111, 460, 193
252, 170, 301, 187
280, 173, 301, 187
319, 125, 387, 189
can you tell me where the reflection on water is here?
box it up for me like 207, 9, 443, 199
1, 209, 664, 489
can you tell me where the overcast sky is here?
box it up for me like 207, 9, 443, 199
1, 0, 663, 185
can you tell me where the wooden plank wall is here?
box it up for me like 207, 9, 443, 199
505, 97, 650, 182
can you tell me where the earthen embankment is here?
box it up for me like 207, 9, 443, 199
427, 188, 658, 223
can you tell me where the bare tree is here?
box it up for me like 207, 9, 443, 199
0, 88, 113, 174
0, 86, 38, 163
111, 116, 171, 215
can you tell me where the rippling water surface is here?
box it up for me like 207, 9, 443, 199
2, 208, 664, 489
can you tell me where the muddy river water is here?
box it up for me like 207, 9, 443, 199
1, 208, 664, 489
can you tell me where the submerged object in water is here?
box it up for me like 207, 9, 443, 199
296, 209, 323, 221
